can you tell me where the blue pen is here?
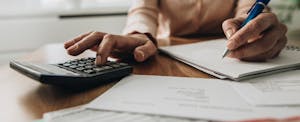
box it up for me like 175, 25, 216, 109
222, 0, 271, 58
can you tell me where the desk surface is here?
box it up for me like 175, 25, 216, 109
0, 36, 222, 122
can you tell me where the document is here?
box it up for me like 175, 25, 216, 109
86, 75, 300, 121
159, 39, 300, 81
43, 106, 208, 122
232, 70, 300, 106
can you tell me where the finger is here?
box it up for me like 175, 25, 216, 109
95, 34, 145, 65
134, 40, 157, 62
222, 16, 246, 39
67, 31, 106, 56
228, 24, 285, 59
240, 36, 287, 62
227, 13, 278, 50
95, 34, 117, 65
64, 31, 92, 49
269, 36, 287, 59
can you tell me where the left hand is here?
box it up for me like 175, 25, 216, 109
222, 12, 288, 62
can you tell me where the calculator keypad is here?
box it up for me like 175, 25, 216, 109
57, 57, 129, 75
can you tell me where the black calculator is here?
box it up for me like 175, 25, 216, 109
10, 57, 133, 89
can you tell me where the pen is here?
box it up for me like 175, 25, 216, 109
222, 0, 271, 58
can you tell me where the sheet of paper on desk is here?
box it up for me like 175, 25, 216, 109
86, 75, 300, 121
43, 105, 208, 122
232, 70, 300, 106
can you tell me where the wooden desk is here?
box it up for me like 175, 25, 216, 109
0, 36, 246, 122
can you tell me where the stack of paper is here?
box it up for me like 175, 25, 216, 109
42, 74, 300, 122
232, 70, 300, 106
159, 39, 300, 81
85, 75, 300, 121
42, 106, 208, 122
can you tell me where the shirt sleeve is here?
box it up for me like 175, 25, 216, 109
122, 0, 159, 38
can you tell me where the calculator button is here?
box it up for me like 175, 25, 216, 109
76, 67, 85, 71
84, 65, 94, 69
111, 64, 120, 68
93, 67, 105, 72
106, 62, 115, 65
62, 63, 72, 67
86, 60, 92, 63
69, 65, 79, 69
79, 61, 85, 64
103, 66, 112, 70
83, 69, 95, 74
119, 63, 128, 66
85, 62, 93, 65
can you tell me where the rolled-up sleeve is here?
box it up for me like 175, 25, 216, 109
122, 0, 159, 37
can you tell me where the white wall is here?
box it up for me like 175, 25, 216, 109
0, 16, 127, 52
0, 0, 132, 65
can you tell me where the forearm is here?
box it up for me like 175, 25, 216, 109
122, 0, 159, 38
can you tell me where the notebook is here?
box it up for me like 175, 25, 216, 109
159, 39, 300, 81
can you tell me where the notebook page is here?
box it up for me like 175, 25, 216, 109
159, 39, 300, 80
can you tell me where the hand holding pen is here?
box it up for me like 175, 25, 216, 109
222, 0, 287, 62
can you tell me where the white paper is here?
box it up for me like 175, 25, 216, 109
86, 75, 300, 121
159, 39, 300, 80
231, 70, 300, 106
43, 106, 208, 122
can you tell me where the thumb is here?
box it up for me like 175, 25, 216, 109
134, 41, 157, 62
222, 17, 245, 39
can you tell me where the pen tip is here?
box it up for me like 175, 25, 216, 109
222, 50, 229, 59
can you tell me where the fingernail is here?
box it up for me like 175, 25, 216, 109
136, 50, 145, 61
95, 55, 102, 65
225, 29, 233, 39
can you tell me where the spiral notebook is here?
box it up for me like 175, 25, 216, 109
159, 39, 300, 81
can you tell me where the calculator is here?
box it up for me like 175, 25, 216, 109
10, 57, 133, 89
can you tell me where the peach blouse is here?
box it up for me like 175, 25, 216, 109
123, 0, 255, 38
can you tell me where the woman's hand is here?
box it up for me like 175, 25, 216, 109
222, 12, 288, 61
64, 32, 157, 65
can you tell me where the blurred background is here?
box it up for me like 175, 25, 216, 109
0, 0, 299, 65
0, 0, 133, 64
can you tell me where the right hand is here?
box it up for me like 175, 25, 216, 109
64, 31, 157, 65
